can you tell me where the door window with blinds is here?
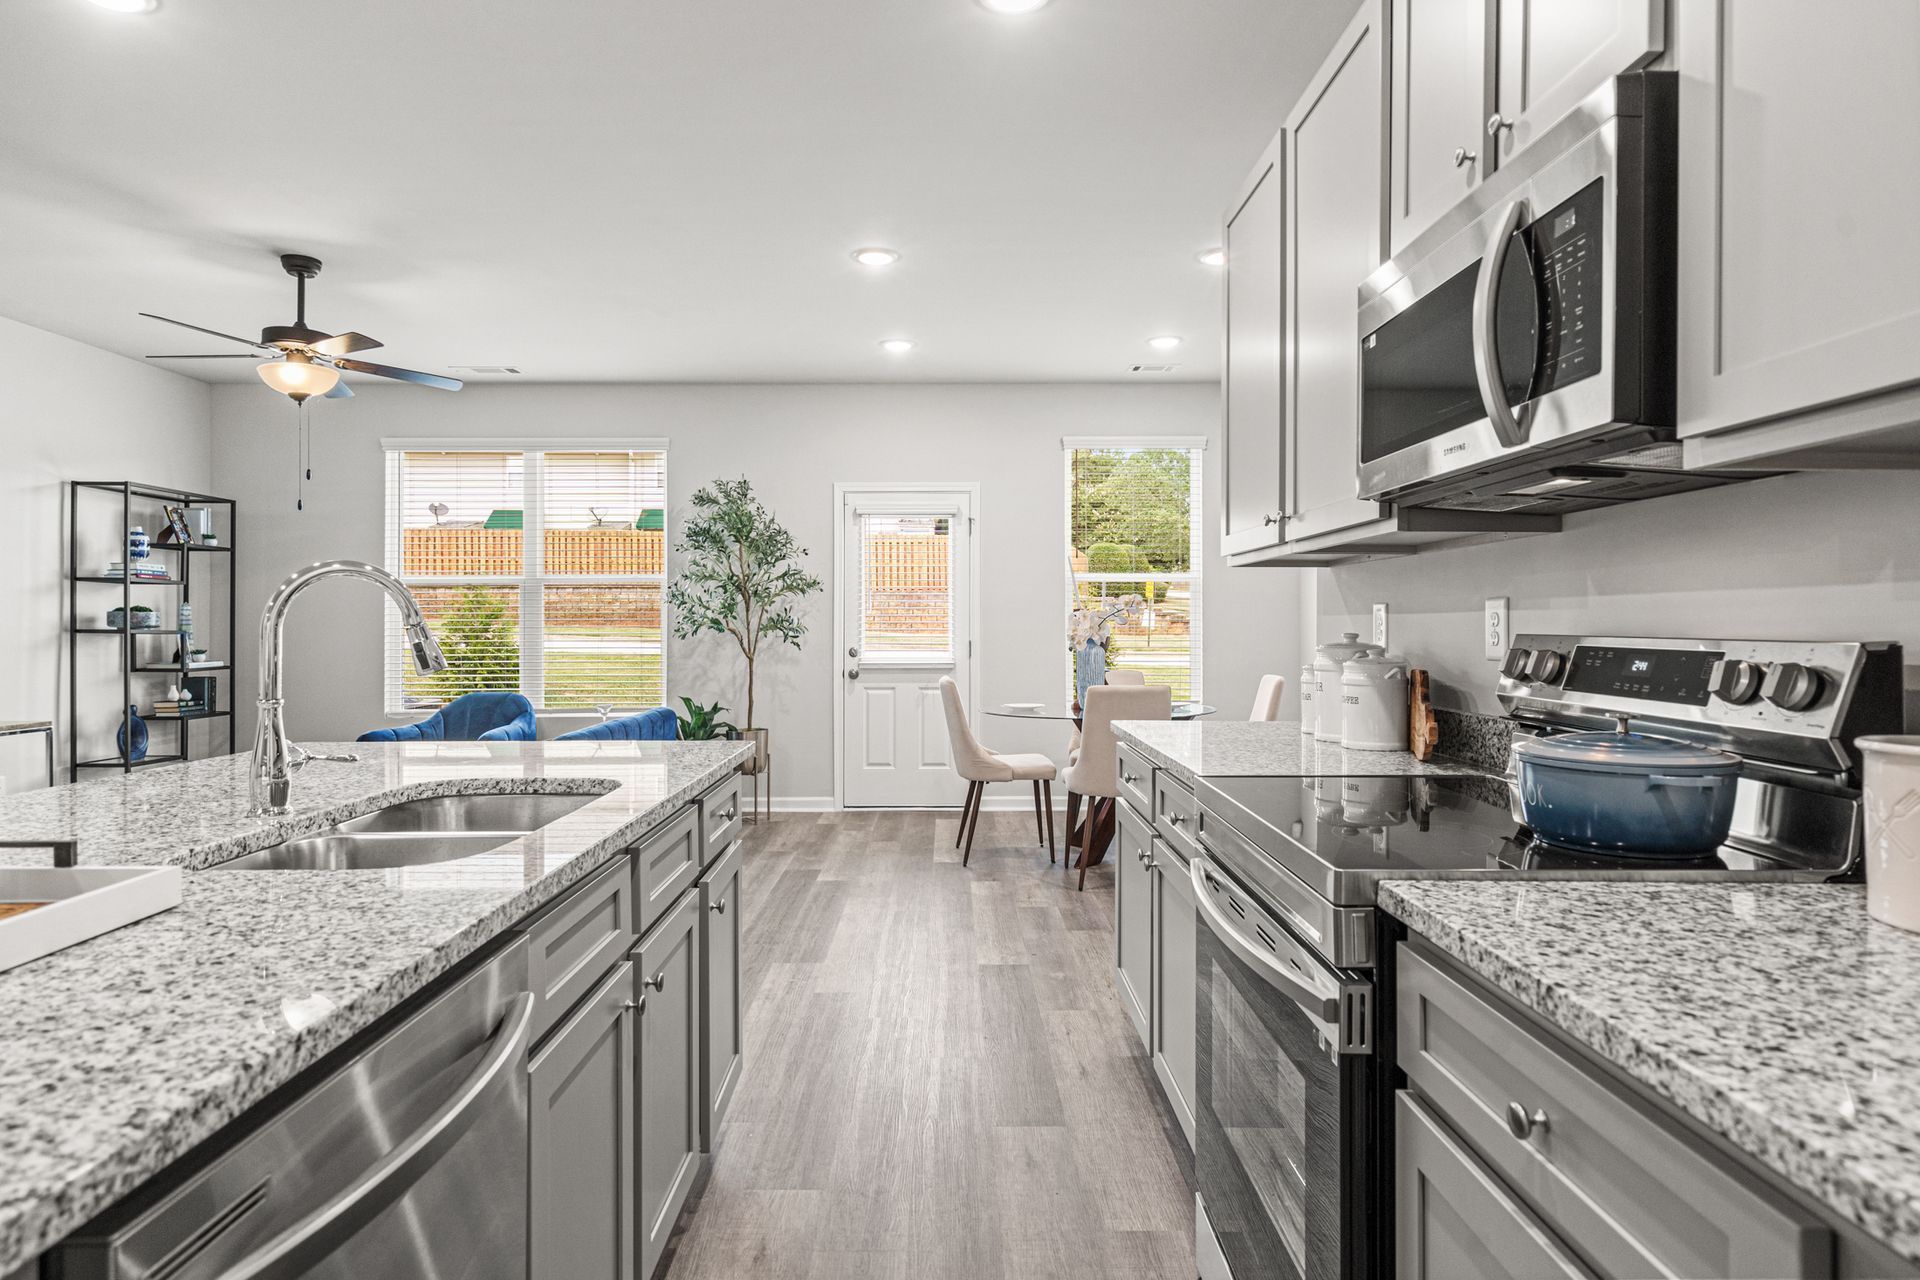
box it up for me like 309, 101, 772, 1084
1065, 440, 1204, 701
855, 513, 955, 665
384, 445, 667, 712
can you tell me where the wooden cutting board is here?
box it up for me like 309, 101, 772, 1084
1409, 669, 1439, 762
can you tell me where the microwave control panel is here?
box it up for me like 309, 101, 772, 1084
1525, 179, 1605, 398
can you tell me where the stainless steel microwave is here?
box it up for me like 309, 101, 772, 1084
1355, 73, 1742, 512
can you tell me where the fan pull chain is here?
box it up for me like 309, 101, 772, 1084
296, 400, 308, 511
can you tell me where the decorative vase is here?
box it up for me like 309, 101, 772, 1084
118, 705, 149, 763
128, 527, 151, 560
107, 607, 126, 630
1074, 638, 1107, 710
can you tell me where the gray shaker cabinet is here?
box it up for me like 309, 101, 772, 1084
1114, 799, 1155, 1045
529, 959, 637, 1280
1148, 835, 1198, 1150
635, 888, 702, 1280
697, 835, 744, 1153
1388, 0, 1489, 255
1284, 0, 1391, 544
1674, 1, 1920, 470
1220, 127, 1288, 556
1491, 0, 1663, 164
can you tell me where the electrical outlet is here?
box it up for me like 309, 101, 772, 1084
1485, 597, 1510, 660
1372, 603, 1388, 650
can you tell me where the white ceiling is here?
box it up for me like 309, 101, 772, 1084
0, 0, 1354, 385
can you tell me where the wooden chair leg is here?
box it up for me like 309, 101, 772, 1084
962, 782, 985, 867
955, 780, 979, 848
1031, 781, 1046, 846
1065, 790, 1081, 849
1076, 801, 1098, 891
1043, 780, 1056, 863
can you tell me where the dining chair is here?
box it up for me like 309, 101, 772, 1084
939, 676, 1058, 866
1068, 669, 1146, 763
1249, 674, 1286, 722
1063, 683, 1171, 890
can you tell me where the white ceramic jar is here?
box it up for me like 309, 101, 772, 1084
1860, 736, 1920, 932
1340, 652, 1411, 751
1311, 633, 1377, 743
1300, 662, 1319, 736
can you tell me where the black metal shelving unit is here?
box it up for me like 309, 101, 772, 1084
67, 481, 238, 780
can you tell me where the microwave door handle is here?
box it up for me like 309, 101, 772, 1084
1471, 197, 1534, 449
222, 990, 537, 1280
1191, 856, 1341, 1033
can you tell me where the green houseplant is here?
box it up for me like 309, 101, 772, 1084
667, 477, 822, 738
674, 697, 737, 742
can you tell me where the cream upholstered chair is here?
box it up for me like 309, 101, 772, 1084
1063, 683, 1171, 889
1249, 674, 1286, 722
939, 676, 1058, 866
1067, 669, 1146, 763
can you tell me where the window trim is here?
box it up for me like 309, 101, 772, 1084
382, 442, 669, 715
1062, 439, 1205, 705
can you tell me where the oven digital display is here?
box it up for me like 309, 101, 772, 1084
1563, 646, 1724, 705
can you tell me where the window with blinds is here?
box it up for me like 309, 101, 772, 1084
856, 513, 954, 664
384, 445, 667, 713
1064, 442, 1203, 702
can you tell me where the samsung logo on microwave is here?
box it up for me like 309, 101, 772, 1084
1442, 442, 1469, 456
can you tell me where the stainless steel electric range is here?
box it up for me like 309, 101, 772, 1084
1188, 635, 1904, 1280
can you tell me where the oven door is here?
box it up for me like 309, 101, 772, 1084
1192, 854, 1372, 1280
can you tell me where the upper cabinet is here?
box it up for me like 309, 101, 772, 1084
1388, 0, 1663, 256
1675, 1, 1920, 470
1221, 129, 1288, 556
1286, 0, 1391, 544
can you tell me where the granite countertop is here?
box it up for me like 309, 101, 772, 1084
0, 738, 751, 1273
1380, 880, 1920, 1263
1114, 719, 1486, 780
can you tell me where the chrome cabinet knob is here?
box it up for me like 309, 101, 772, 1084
1708, 658, 1765, 706
709, 897, 727, 915
1487, 112, 1516, 138
1453, 147, 1477, 168
1505, 1101, 1549, 1140
624, 996, 646, 1015
1166, 812, 1187, 826
1262, 513, 1280, 527
644, 971, 668, 993
1120, 771, 1138, 784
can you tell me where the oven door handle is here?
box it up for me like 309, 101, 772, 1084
1190, 856, 1341, 1032
1471, 197, 1535, 450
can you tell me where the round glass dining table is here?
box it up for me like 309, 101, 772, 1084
984, 702, 1216, 722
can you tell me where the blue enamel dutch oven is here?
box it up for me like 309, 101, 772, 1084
1513, 726, 1741, 856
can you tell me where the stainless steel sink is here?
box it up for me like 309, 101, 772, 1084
216, 791, 598, 871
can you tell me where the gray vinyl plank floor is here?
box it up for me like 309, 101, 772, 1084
660, 808, 1197, 1280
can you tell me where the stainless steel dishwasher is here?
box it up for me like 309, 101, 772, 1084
56, 937, 534, 1280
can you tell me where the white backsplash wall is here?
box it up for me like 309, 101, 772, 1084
1319, 470, 1920, 716
211, 380, 1307, 803
0, 315, 214, 790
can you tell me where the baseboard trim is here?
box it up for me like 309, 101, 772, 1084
771, 795, 1070, 813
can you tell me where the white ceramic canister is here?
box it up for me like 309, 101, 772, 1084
1860, 736, 1920, 932
1300, 662, 1318, 736
1340, 651, 1411, 752
1311, 633, 1377, 743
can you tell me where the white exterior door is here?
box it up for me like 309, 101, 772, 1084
837, 487, 975, 808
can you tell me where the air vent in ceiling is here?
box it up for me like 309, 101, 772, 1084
448, 365, 523, 375
1130, 363, 1181, 374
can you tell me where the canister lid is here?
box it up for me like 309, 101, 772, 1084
1315, 632, 1374, 663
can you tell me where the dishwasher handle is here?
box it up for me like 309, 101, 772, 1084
224, 989, 536, 1280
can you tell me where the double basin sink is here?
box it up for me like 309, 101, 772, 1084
217, 792, 598, 871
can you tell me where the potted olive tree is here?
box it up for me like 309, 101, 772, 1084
667, 478, 821, 789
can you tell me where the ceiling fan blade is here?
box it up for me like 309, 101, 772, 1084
146, 353, 268, 359
331, 358, 463, 391
322, 380, 355, 399
138, 312, 270, 350
310, 331, 384, 357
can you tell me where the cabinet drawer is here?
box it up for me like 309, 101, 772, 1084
1396, 1090, 1593, 1280
1115, 742, 1155, 819
632, 806, 701, 935
697, 771, 744, 864
1397, 941, 1831, 1279
1153, 770, 1200, 863
523, 854, 635, 1046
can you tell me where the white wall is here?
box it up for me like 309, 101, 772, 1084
1318, 470, 1920, 715
210, 381, 1306, 802
0, 315, 213, 790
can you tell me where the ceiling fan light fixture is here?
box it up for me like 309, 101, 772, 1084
258, 352, 339, 403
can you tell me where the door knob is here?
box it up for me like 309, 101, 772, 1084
1453, 147, 1477, 168
847, 668, 861, 679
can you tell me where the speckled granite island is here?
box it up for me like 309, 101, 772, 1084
1113, 719, 1488, 781
0, 738, 751, 1275
1382, 879, 1920, 1268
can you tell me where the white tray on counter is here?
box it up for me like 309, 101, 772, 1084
0, 865, 183, 973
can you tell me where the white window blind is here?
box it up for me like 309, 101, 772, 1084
856, 512, 954, 665
383, 445, 667, 713
1063, 443, 1204, 702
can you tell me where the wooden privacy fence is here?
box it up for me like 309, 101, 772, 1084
403, 528, 667, 577
862, 533, 951, 642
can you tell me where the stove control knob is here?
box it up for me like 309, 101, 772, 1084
1708, 658, 1765, 706
1524, 648, 1567, 684
1500, 647, 1533, 680
1761, 661, 1824, 712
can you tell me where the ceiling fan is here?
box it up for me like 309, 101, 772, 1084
142, 253, 464, 402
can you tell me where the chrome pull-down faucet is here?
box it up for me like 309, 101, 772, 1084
251, 560, 448, 815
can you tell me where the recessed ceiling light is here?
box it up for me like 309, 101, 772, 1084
1198, 248, 1226, 267
852, 247, 901, 268
978, 0, 1050, 13
1148, 335, 1184, 351
879, 338, 917, 354
88, 0, 158, 12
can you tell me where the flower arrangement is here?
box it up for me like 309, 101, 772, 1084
1070, 594, 1145, 649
